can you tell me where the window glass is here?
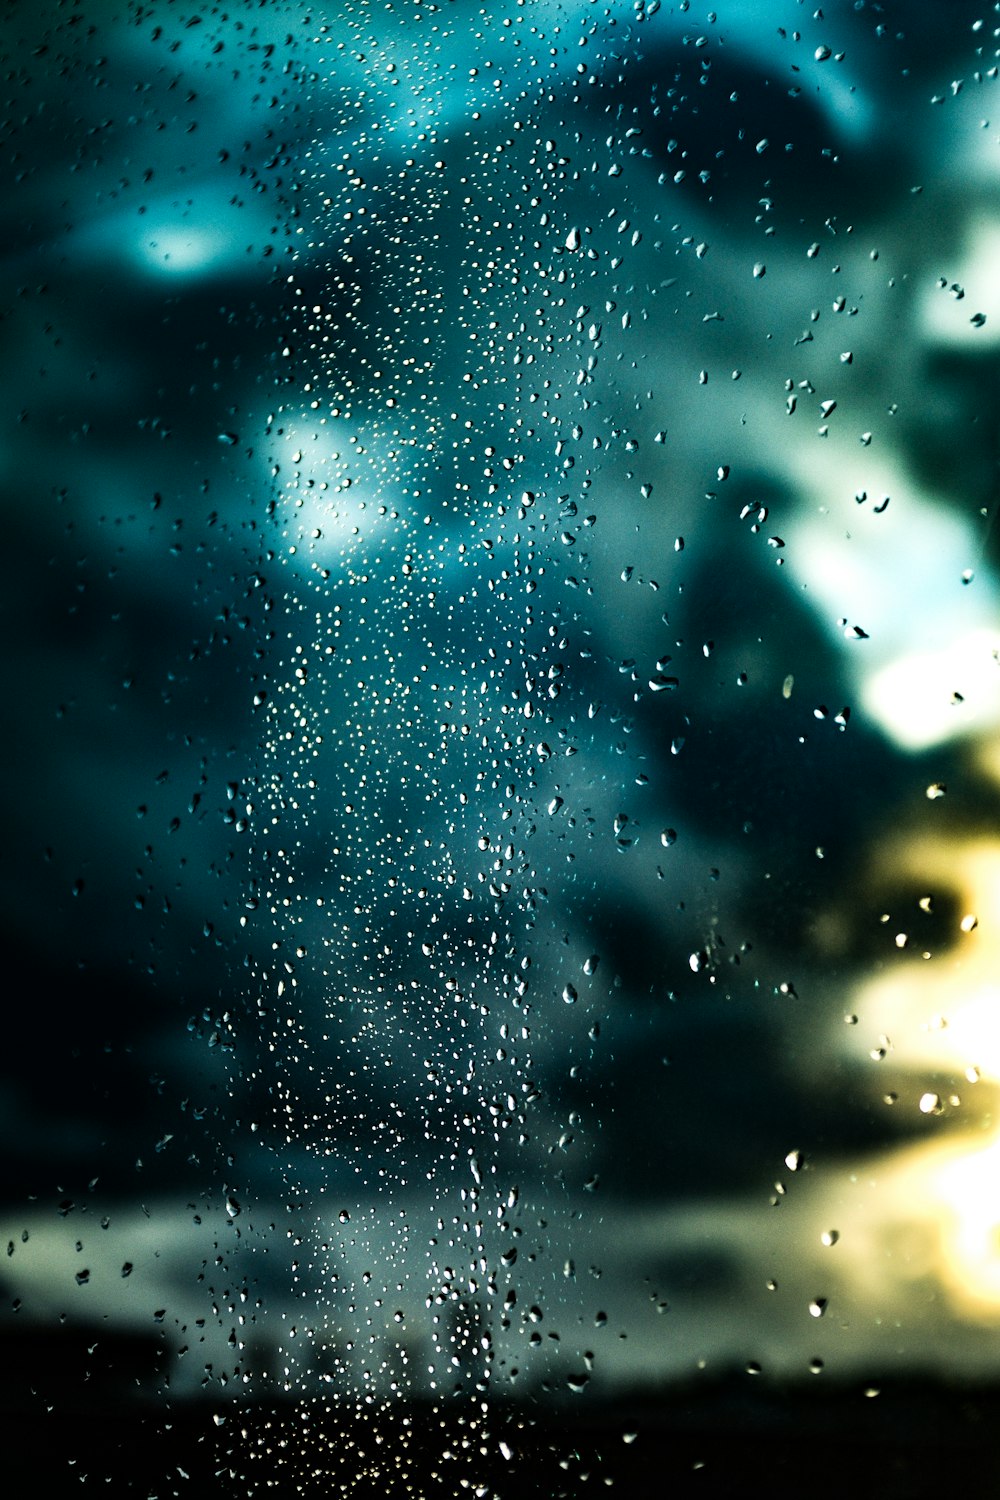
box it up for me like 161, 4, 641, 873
6, 0, 1000, 1489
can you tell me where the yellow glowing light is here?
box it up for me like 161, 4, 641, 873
925, 1133, 1000, 1315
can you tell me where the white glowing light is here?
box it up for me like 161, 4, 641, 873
785, 453, 1000, 751
862, 629, 1000, 751
139, 225, 235, 275
919, 219, 1000, 348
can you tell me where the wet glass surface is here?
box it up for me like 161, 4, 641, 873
6, 1, 1000, 1492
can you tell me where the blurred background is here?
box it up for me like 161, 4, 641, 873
5, 0, 1000, 1491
